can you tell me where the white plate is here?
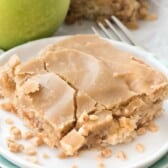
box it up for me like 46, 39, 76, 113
0, 36, 168, 168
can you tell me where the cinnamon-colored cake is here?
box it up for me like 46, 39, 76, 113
0, 35, 167, 156
66, 0, 153, 29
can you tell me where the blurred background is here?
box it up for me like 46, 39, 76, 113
0, 0, 168, 66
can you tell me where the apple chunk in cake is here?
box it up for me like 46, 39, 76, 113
0, 35, 167, 156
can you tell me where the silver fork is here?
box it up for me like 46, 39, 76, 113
92, 15, 143, 49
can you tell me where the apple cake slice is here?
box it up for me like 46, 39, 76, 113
0, 35, 167, 156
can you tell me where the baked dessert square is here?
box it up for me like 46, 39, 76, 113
0, 35, 167, 156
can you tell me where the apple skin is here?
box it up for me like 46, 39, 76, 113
0, 0, 70, 50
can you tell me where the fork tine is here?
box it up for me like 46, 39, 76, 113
91, 26, 107, 38
104, 19, 126, 42
91, 26, 101, 36
97, 22, 114, 39
111, 16, 139, 46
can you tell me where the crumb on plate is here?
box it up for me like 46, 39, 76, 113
101, 148, 112, 158
57, 152, 69, 159
145, 14, 158, 21
26, 156, 39, 164
25, 146, 37, 156
7, 138, 24, 153
137, 127, 146, 136
42, 153, 50, 159
98, 162, 105, 168
71, 165, 78, 168
5, 118, 14, 125
10, 126, 22, 140
147, 122, 159, 132
136, 143, 145, 153
116, 151, 127, 160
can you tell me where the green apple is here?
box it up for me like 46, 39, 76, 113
0, 0, 70, 50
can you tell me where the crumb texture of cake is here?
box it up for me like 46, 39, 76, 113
66, 0, 151, 29
0, 35, 168, 156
